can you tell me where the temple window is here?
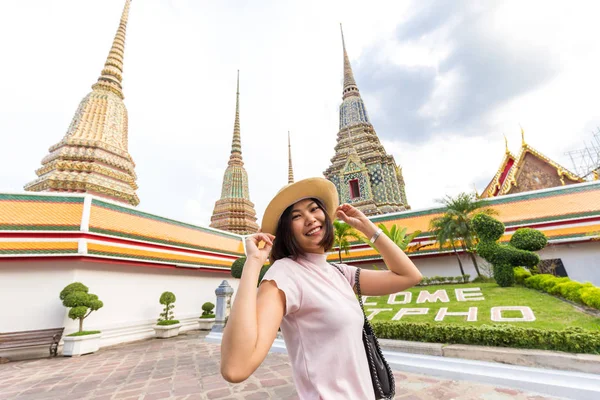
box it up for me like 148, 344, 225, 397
349, 179, 360, 198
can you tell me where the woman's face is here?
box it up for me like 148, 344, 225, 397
289, 198, 327, 254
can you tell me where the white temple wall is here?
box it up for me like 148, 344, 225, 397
539, 241, 600, 286
365, 241, 600, 286
366, 254, 481, 279
0, 259, 239, 349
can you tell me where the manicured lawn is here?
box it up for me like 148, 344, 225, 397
364, 282, 600, 331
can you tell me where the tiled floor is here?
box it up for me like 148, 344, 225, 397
0, 331, 565, 399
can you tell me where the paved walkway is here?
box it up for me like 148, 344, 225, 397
0, 331, 565, 400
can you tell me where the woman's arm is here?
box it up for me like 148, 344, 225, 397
336, 204, 422, 296
220, 234, 285, 383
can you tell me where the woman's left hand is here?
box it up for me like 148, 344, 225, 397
335, 203, 377, 236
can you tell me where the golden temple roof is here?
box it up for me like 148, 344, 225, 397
482, 130, 584, 199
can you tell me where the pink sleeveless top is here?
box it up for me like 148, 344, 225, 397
260, 253, 374, 400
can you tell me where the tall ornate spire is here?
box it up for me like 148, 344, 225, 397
288, 131, 294, 184
230, 70, 242, 160
324, 24, 410, 215
24, 0, 139, 206
91, 0, 130, 99
210, 72, 259, 234
340, 24, 359, 99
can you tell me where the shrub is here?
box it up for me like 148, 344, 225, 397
231, 257, 246, 279
157, 320, 180, 326
539, 276, 570, 292
370, 321, 600, 354
67, 330, 101, 337
524, 274, 553, 290
202, 302, 215, 316
509, 228, 548, 251
581, 287, 600, 309
60, 282, 103, 333
556, 281, 593, 303
158, 291, 178, 323
462, 274, 471, 283
472, 214, 547, 287
514, 267, 532, 285
493, 263, 515, 287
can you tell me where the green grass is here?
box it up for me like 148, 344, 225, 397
365, 283, 600, 331
156, 320, 180, 326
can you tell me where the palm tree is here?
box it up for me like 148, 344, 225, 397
364, 224, 422, 252
429, 213, 465, 276
333, 220, 362, 263
430, 192, 496, 278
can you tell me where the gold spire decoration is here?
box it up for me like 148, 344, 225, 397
520, 124, 526, 146
229, 70, 243, 164
340, 24, 359, 99
504, 134, 509, 153
24, 0, 139, 205
288, 131, 294, 184
210, 71, 259, 234
91, 0, 130, 99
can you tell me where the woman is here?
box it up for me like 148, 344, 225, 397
220, 177, 422, 399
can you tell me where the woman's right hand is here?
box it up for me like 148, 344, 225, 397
245, 232, 275, 265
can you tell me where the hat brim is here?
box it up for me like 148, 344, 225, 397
261, 178, 339, 235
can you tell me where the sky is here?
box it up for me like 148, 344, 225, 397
1, 0, 600, 228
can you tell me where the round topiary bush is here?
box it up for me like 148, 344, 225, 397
201, 302, 215, 318
509, 228, 548, 251
158, 291, 178, 323
231, 257, 246, 279
60, 282, 103, 334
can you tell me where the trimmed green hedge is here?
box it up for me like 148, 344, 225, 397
157, 320, 180, 326
371, 321, 600, 354
67, 330, 101, 337
523, 274, 600, 310
514, 267, 532, 285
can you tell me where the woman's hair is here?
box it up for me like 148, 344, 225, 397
270, 197, 334, 262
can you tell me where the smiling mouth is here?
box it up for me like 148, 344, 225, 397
305, 226, 322, 236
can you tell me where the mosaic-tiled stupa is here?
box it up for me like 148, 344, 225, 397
324, 25, 409, 215
209, 72, 259, 234
288, 131, 294, 184
24, 0, 139, 206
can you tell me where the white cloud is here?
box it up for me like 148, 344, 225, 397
1, 0, 599, 229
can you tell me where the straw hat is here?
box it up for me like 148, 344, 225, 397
260, 177, 339, 235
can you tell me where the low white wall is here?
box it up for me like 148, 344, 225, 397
539, 241, 600, 286
0, 260, 239, 350
367, 253, 482, 279
366, 241, 600, 286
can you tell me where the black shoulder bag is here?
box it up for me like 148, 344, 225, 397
332, 264, 395, 400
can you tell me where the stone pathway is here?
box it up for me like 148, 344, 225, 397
0, 331, 566, 400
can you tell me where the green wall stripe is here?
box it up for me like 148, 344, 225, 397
0, 225, 80, 231
0, 249, 78, 255
0, 194, 84, 203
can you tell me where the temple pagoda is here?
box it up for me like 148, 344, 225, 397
209, 72, 259, 234
324, 26, 410, 215
288, 131, 294, 184
481, 129, 584, 198
24, 0, 139, 206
